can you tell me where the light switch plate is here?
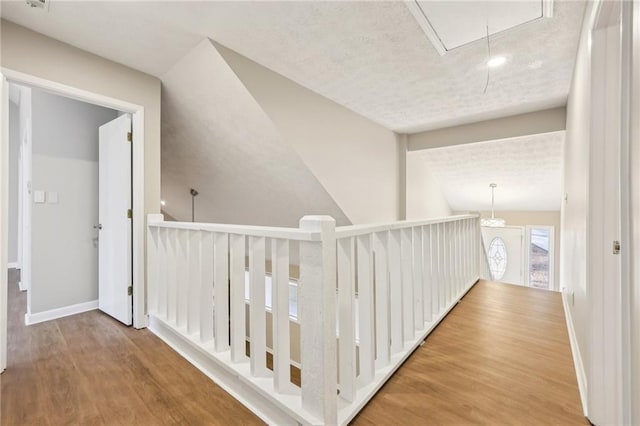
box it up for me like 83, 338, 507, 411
47, 191, 59, 204
34, 190, 45, 203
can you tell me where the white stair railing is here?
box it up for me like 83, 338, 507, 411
332, 214, 480, 424
146, 213, 480, 425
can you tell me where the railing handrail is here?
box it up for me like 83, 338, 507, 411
147, 214, 479, 242
148, 218, 322, 242
334, 214, 479, 239
146, 212, 482, 425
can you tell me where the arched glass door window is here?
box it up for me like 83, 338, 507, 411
488, 237, 508, 280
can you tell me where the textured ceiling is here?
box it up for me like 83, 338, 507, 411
417, 131, 565, 211
1, 1, 584, 132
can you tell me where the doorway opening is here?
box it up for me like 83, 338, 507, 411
1, 69, 147, 373
6, 83, 134, 330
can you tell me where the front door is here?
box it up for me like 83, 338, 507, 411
481, 226, 524, 286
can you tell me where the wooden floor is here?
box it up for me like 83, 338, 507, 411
1, 269, 262, 426
2, 273, 587, 425
353, 280, 588, 425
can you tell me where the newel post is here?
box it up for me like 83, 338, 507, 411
476, 215, 482, 278
146, 214, 164, 316
299, 216, 338, 425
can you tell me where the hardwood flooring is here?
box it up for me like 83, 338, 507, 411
352, 280, 588, 425
2, 272, 587, 425
1, 269, 262, 426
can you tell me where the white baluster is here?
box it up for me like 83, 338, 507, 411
412, 227, 424, 330
167, 228, 177, 324
422, 225, 432, 323
356, 234, 375, 387
249, 236, 267, 376
462, 220, 467, 286
466, 220, 471, 284
388, 229, 403, 353
476, 217, 481, 278
445, 222, 455, 307
187, 230, 201, 336
214, 233, 229, 352
200, 232, 214, 343
337, 237, 356, 402
176, 230, 188, 329
374, 231, 390, 368
447, 222, 452, 300
400, 228, 414, 340
432, 224, 439, 316
438, 223, 445, 313
272, 238, 293, 393
158, 227, 168, 319
230, 234, 247, 362
454, 221, 461, 297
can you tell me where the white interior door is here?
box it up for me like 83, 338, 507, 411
98, 114, 132, 325
482, 226, 524, 285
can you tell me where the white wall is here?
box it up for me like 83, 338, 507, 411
561, 0, 593, 388
0, 19, 161, 219
562, 4, 640, 423
161, 39, 350, 227
215, 43, 401, 224
405, 150, 452, 219
7, 101, 19, 265
30, 90, 117, 314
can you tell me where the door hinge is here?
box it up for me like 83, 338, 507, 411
127, 286, 133, 296
127, 209, 132, 219
613, 240, 621, 255
127, 132, 132, 142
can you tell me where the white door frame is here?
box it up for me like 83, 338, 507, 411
0, 68, 147, 372
17, 86, 31, 294
587, 1, 633, 423
524, 225, 555, 291
15, 107, 23, 274
629, 1, 640, 423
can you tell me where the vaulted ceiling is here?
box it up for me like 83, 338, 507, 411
1, 1, 585, 133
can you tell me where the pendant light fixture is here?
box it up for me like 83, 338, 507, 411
481, 183, 506, 227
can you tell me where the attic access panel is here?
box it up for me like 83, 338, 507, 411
406, 1, 553, 55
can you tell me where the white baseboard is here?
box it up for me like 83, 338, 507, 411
18, 280, 26, 292
7, 262, 18, 269
562, 292, 589, 417
25, 300, 98, 326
